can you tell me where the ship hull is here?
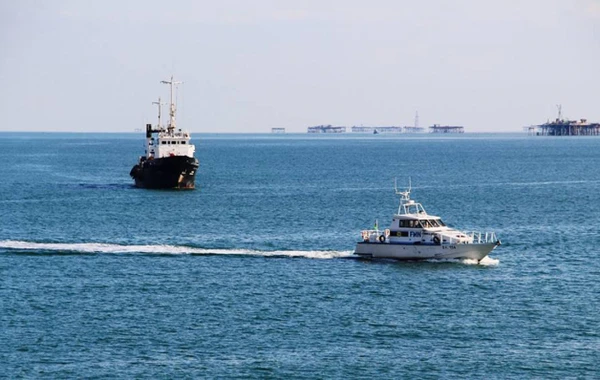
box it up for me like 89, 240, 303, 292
130, 156, 199, 189
354, 241, 498, 261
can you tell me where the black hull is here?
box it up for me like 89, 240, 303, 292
130, 156, 199, 189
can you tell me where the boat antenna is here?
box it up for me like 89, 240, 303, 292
395, 177, 412, 214
152, 97, 165, 130
395, 177, 411, 195
160, 75, 183, 133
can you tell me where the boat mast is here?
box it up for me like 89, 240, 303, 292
395, 177, 412, 214
152, 97, 164, 130
160, 75, 183, 133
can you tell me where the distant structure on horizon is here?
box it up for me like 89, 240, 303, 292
405, 111, 425, 133
351, 126, 402, 133
429, 124, 465, 133
524, 105, 600, 136
403, 126, 425, 133
351, 111, 425, 133
307, 125, 346, 133
271, 128, 285, 133
308, 112, 427, 134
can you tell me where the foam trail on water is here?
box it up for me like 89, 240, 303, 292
424, 256, 500, 266
0, 240, 353, 260
462, 256, 500, 266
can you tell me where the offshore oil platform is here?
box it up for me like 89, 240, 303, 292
429, 124, 464, 133
307, 125, 347, 133
525, 105, 600, 136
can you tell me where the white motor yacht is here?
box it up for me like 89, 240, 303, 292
354, 181, 501, 262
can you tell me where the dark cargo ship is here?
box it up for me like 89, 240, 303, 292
130, 76, 199, 189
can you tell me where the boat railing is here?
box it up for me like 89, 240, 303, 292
361, 229, 389, 243
434, 230, 498, 245
463, 231, 497, 244
360, 229, 497, 245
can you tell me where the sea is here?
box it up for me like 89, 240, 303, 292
1, 132, 599, 378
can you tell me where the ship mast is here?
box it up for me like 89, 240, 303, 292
160, 75, 183, 133
152, 97, 165, 130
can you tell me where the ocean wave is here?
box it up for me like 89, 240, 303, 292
462, 256, 500, 266
0, 240, 353, 259
423, 256, 500, 266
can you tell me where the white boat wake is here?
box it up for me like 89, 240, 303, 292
462, 256, 500, 266
0, 240, 353, 260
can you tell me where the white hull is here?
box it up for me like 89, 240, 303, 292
354, 241, 498, 261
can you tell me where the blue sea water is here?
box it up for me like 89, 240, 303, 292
1, 132, 599, 378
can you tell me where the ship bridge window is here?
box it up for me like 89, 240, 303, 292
162, 141, 166, 145
181, 141, 186, 144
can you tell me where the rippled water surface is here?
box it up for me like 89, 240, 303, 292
1, 133, 599, 378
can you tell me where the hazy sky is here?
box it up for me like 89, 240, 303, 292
1, 0, 599, 133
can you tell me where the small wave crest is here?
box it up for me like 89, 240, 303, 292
423, 256, 500, 266
462, 256, 500, 266
0, 240, 353, 259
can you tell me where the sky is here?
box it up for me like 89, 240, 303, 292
1, 0, 599, 133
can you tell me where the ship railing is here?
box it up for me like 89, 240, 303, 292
463, 231, 497, 244
361, 229, 390, 243
434, 232, 471, 245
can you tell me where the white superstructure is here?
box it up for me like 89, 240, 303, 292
354, 180, 500, 261
145, 76, 195, 160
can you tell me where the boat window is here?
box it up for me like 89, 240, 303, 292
162, 141, 166, 145
400, 220, 420, 228
181, 141, 186, 144
400, 220, 416, 228
438, 220, 446, 227
400, 220, 418, 228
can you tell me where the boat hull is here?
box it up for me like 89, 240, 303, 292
130, 156, 199, 189
354, 241, 498, 261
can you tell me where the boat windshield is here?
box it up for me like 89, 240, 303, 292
419, 219, 446, 228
